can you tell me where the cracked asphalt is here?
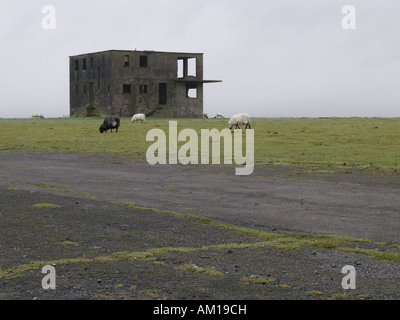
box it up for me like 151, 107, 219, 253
0, 151, 399, 300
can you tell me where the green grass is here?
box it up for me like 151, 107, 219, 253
32, 203, 60, 208
178, 264, 223, 277
26, 182, 96, 198
308, 290, 324, 296
120, 201, 400, 262
240, 276, 275, 285
1, 117, 400, 170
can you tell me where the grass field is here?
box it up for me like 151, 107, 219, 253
1, 117, 400, 171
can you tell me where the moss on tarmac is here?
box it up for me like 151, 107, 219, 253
1, 186, 400, 300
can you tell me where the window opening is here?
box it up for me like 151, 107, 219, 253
140, 85, 148, 94
177, 59, 184, 78
187, 58, 196, 77
140, 56, 148, 67
177, 57, 197, 78
123, 84, 131, 94
186, 84, 198, 98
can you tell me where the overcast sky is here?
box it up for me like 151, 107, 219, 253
1, 0, 399, 118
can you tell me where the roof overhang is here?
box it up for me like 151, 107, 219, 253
175, 79, 222, 84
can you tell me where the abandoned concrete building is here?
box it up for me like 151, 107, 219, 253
69, 50, 221, 118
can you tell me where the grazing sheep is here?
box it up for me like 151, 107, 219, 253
131, 113, 146, 123
99, 115, 120, 133
203, 113, 209, 118
32, 113, 44, 119
228, 113, 251, 130
215, 113, 224, 118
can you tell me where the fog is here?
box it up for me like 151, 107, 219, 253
1, 0, 399, 118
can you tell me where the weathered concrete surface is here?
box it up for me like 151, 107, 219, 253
0, 151, 399, 300
1, 151, 399, 243
70, 50, 218, 117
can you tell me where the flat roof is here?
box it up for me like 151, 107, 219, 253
69, 49, 204, 58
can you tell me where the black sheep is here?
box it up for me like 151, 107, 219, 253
99, 115, 120, 133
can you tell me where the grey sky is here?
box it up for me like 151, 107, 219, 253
1, 0, 399, 118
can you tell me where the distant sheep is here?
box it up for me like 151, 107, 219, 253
99, 115, 120, 133
215, 113, 224, 118
228, 113, 251, 130
131, 113, 146, 123
203, 113, 209, 118
32, 113, 44, 119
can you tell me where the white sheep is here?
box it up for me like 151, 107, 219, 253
32, 113, 44, 119
131, 113, 146, 123
215, 113, 224, 118
228, 113, 251, 130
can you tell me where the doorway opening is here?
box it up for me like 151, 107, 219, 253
159, 83, 167, 105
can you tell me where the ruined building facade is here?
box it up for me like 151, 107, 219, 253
69, 50, 221, 117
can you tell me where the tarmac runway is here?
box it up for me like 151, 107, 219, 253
1, 151, 400, 300
1, 151, 399, 244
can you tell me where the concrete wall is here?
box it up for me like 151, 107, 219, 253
69, 51, 113, 117
70, 50, 207, 118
